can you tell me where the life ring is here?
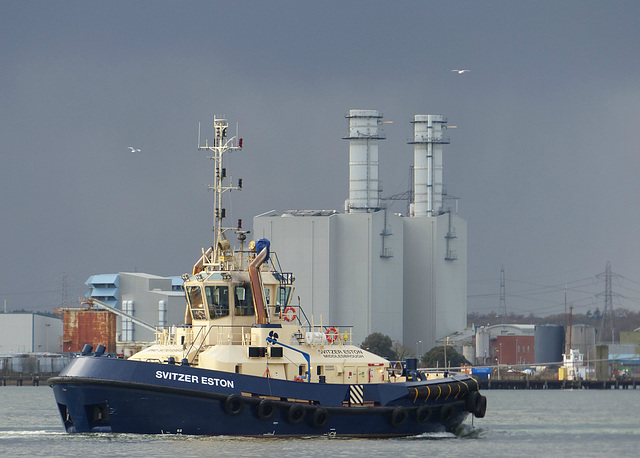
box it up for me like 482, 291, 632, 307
283, 307, 296, 322
223, 394, 245, 416
439, 404, 455, 423
256, 399, 276, 421
311, 407, 329, 428
415, 405, 432, 424
390, 406, 408, 427
325, 327, 339, 344
287, 404, 306, 424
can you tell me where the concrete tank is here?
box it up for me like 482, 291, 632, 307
534, 324, 564, 364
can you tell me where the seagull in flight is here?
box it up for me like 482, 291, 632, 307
128, 146, 141, 153
451, 69, 470, 74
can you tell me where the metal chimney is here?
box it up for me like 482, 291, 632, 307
409, 114, 449, 216
343, 109, 384, 213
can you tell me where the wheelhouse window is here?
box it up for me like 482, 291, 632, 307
276, 286, 291, 313
206, 285, 229, 318
186, 285, 206, 320
234, 285, 254, 316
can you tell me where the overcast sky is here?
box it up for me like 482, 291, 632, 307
2, 1, 640, 320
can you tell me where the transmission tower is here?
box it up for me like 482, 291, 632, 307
595, 261, 621, 343
499, 265, 507, 323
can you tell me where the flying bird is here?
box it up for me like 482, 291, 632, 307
451, 69, 470, 74
128, 147, 141, 153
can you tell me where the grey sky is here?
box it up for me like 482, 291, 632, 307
2, 1, 640, 319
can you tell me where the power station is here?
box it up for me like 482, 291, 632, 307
254, 110, 467, 350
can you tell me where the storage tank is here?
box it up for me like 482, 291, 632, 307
566, 324, 596, 360
475, 327, 490, 364
535, 324, 564, 364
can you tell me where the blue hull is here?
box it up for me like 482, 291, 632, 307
49, 356, 483, 437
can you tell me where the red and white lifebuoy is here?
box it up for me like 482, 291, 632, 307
325, 327, 339, 343
283, 306, 296, 322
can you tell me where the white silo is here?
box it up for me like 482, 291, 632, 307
409, 115, 450, 217
343, 109, 384, 213
475, 327, 491, 365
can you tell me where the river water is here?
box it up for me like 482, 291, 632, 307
0, 386, 638, 457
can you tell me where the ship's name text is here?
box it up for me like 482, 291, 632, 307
155, 370, 234, 388
319, 349, 364, 358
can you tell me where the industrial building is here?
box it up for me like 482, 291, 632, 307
83, 272, 185, 345
254, 110, 467, 349
0, 312, 62, 353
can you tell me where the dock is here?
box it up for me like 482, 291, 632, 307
478, 378, 638, 390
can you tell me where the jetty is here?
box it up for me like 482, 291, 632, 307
478, 378, 638, 390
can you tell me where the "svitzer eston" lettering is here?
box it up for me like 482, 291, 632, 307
155, 370, 234, 388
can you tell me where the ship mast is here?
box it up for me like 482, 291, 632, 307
198, 116, 243, 270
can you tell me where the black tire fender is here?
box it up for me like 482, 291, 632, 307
287, 403, 305, 424
466, 390, 480, 413
223, 394, 245, 416
256, 399, 276, 421
310, 407, 329, 428
415, 405, 432, 424
390, 406, 408, 427
475, 395, 487, 418
440, 404, 455, 423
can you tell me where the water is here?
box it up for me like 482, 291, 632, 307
1, 386, 639, 457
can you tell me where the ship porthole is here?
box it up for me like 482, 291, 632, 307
256, 399, 276, 421
223, 394, 245, 416
389, 407, 408, 427
415, 405, 432, 424
439, 404, 455, 423
310, 407, 329, 428
287, 404, 305, 424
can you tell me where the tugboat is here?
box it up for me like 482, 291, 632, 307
49, 116, 486, 437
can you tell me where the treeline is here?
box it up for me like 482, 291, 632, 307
467, 308, 640, 342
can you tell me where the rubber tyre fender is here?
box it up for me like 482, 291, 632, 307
223, 394, 245, 416
310, 407, 330, 428
466, 390, 481, 414
415, 405, 432, 424
256, 399, 276, 421
439, 404, 455, 423
287, 403, 306, 425
475, 395, 487, 418
389, 406, 408, 427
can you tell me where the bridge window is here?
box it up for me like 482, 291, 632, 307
276, 286, 291, 313
234, 285, 254, 316
206, 285, 229, 318
186, 286, 206, 320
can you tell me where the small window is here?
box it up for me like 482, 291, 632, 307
206, 285, 229, 318
275, 286, 291, 313
234, 285, 254, 316
186, 286, 206, 320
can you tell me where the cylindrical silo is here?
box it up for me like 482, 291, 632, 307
566, 324, 596, 360
475, 327, 490, 364
343, 109, 384, 212
534, 324, 564, 364
409, 114, 450, 217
